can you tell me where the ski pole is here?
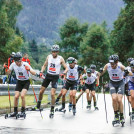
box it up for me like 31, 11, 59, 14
124, 95, 126, 119
30, 78, 37, 103
102, 77, 108, 123
7, 75, 11, 113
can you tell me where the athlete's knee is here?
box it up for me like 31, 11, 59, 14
118, 98, 123, 103
112, 96, 117, 103
15, 95, 19, 100
21, 94, 25, 100
131, 94, 134, 99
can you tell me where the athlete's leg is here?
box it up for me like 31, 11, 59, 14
21, 89, 27, 108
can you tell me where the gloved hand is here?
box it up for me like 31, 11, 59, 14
124, 68, 129, 77
83, 76, 87, 80
60, 74, 64, 79
25, 66, 30, 71
39, 72, 43, 78
96, 83, 99, 87
99, 68, 103, 73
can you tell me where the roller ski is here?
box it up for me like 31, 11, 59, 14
86, 105, 91, 110
26, 106, 43, 111
16, 112, 26, 119
49, 108, 54, 118
5, 112, 18, 119
72, 107, 76, 116
130, 112, 134, 120
94, 106, 99, 110
69, 104, 72, 112
120, 118, 125, 127
112, 115, 120, 126
55, 107, 66, 113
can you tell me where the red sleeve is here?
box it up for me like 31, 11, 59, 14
28, 59, 30, 65
8, 58, 10, 69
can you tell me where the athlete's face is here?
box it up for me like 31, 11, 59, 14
87, 73, 91, 77
15, 60, 22, 66
110, 62, 117, 69
91, 69, 95, 73
52, 51, 59, 58
69, 62, 75, 68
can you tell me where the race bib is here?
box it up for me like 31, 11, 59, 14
49, 63, 56, 72
112, 74, 119, 80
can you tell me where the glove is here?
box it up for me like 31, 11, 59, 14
25, 66, 30, 71
60, 74, 64, 79
83, 76, 87, 80
99, 68, 103, 73
39, 72, 43, 78
96, 83, 99, 87
124, 68, 129, 77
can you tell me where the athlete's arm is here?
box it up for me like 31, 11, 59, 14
61, 57, 68, 74
41, 56, 49, 73
121, 65, 133, 76
100, 64, 108, 76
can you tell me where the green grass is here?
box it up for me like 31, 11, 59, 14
0, 95, 48, 109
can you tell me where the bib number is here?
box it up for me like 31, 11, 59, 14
112, 74, 119, 80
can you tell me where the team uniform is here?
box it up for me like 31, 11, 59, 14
124, 66, 131, 96
63, 64, 83, 90
82, 73, 96, 91
128, 68, 134, 91
107, 63, 125, 95
42, 54, 62, 89
9, 62, 32, 92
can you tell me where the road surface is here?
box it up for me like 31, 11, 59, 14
0, 94, 134, 134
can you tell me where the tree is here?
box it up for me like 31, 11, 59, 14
29, 39, 39, 63
0, 0, 23, 63
111, 2, 134, 63
80, 23, 111, 68
57, 17, 88, 60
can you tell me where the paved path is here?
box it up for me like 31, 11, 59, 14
0, 94, 134, 134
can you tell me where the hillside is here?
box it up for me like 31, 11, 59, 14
16, 0, 124, 43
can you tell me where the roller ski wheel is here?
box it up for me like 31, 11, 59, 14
49, 112, 54, 118
73, 108, 76, 116
95, 106, 99, 110
120, 120, 125, 127
16, 114, 19, 119
5, 114, 8, 119
112, 120, 120, 126
69, 105, 72, 112
55, 108, 58, 112
86, 105, 91, 110
132, 113, 134, 120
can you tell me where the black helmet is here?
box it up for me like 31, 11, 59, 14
87, 68, 92, 74
51, 44, 59, 52
127, 58, 134, 63
14, 52, 22, 61
67, 57, 75, 64
109, 55, 119, 63
90, 64, 96, 69
130, 60, 134, 67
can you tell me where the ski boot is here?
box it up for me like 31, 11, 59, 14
86, 105, 91, 110
58, 106, 66, 113
112, 115, 120, 126
120, 116, 125, 127
49, 108, 54, 118
5, 112, 18, 119
94, 106, 99, 110
55, 98, 60, 105
69, 104, 72, 112
72, 107, 76, 116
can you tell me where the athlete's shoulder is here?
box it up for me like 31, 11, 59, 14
23, 62, 30, 66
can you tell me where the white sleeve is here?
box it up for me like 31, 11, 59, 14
9, 63, 14, 71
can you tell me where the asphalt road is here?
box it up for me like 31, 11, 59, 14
0, 93, 134, 134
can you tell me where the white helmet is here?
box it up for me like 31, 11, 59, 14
51, 44, 60, 52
